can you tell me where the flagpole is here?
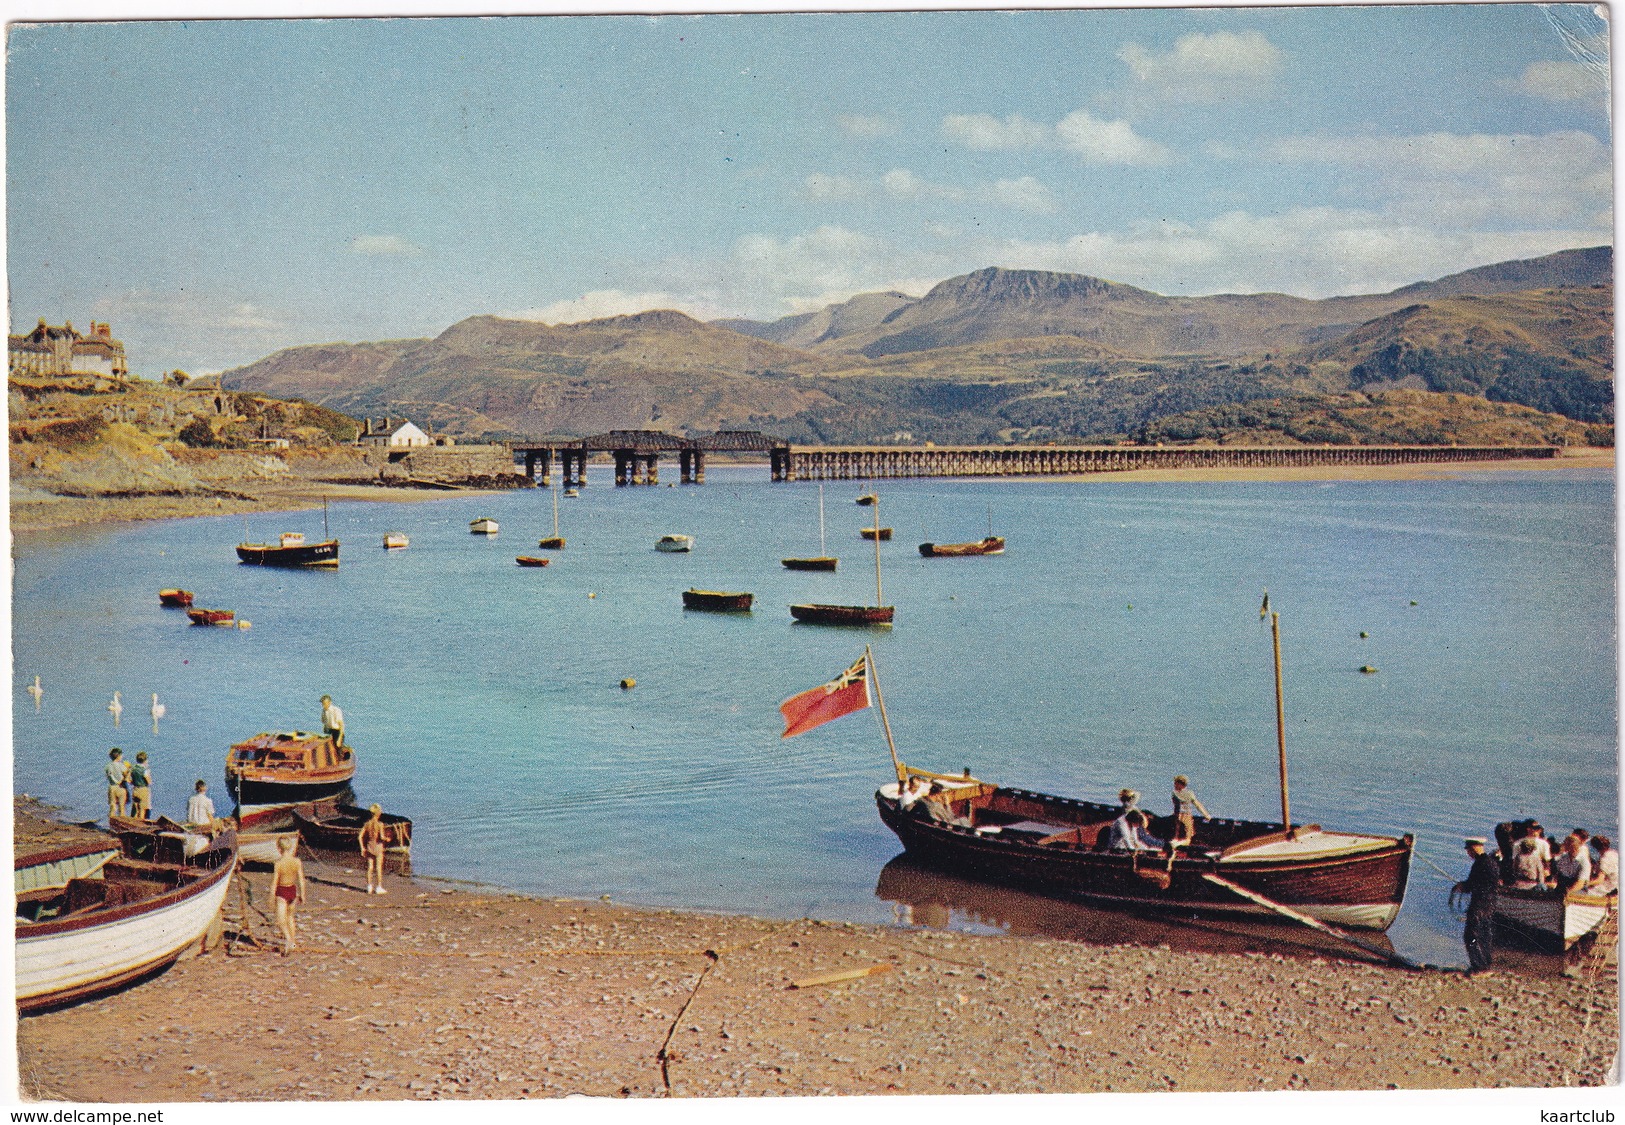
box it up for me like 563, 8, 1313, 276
1271, 611, 1293, 837
865, 645, 905, 786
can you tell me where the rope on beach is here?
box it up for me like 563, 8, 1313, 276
1413, 849, 1464, 885
286, 944, 734, 959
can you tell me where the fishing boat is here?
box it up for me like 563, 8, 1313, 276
1493, 886, 1614, 951
382, 532, 409, 550
186, 608, 236, 627
682, 588, 754, 612
15, 830, 237, 1011
871, 616, 1414, 932
225, 730, 356, 804
792, 494, 894, 626
783, 484, 838, 571
859, 526, 892, 541
536, 479, 566, 549
157, 588, 194, 608
515, 555, 552, 567
919, 536, 1006, 557
238, 500, 339, 567
656, 534, 694, 552
470, 517, 500, 535
290, 799, 413, 855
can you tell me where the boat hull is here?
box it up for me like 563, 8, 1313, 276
919, 537, 1005, 557
782, 557, 838, 571
535, 536, 566, 550
1494, 887, 1614, 951
291, 800, 413, 855
790, 603, 895, 626
682, 589, 754, 612
157, 589, 194, 607
15, 840, 235, 1011
515, 556, 552, 567
186, 609, 235, 627
237, 540, 339, 568
226, 732, 356, 805
876, 785, 1411, 931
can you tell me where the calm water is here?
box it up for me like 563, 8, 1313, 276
11, 466, 1617, 968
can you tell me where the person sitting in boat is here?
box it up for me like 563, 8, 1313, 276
1553, 831, 1593, 893
1116, 788, 1143, 815
1510, 836, 1549, 890
1109, 809, 1164, 853
186, 778, 220, 833
320, 694, 346, 748
1169, 775, 1210, 844
1587, 836, 1617, 896
898, 776, 933, 811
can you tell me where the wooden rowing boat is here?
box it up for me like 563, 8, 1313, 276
157, 588, 194, 608
515, 556, 552, 567
919, 536, 1005, 557
15, 832, 236, 1011
470, 517, 499, 534
1493, 886, 1614, 951
186, 608, 236, 627
790, 603, 894, 625
290, 799, 412, 855
859, 527, 892, 541
682, 588, 754, 612
877, 771, 1413, 930
112, 815, 295, 868
226, 730, 356, 804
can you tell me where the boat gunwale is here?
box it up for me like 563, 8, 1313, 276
15, 848, 235, 939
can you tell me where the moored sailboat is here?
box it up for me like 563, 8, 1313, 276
536, 479, 566, 550
238, 500, 339, 568
791, 494, 893, 625
783, 484, 837, 571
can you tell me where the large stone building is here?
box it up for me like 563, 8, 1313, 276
9, 319, 129, 379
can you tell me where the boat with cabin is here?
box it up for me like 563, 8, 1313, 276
237, 531, 339, 568
225, 730, 356, 804
15, 830, 237, 1011
290, 799, 413, 856
157, 589, 194, 608
682, 589, 754, 612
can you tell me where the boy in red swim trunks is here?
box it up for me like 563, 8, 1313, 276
271, 835, 306, 954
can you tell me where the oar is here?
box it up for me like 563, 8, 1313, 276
1203, 873, 1422, 969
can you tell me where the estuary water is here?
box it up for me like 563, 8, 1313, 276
11, 465, 1616, 967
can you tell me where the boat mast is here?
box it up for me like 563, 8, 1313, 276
323, 496, 330, 541
864, 644, 906, 785
552, 477, 560, 537
817, 483, 826, 557
1270, 611, 1293, 837
872, 494, 884, 606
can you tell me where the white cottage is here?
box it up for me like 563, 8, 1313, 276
358, 417, 431, 447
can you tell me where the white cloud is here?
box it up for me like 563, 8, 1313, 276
836, 113, 898, 138
942, 109, 1168, 166
801, 168, 1056, 213
1267, 130, 1612, 226
515, 290, 715, 325
1055, 110, 1172, 165
989, 176, 1058, 214
349, 234, 423, 256
941, 112, 1051, 151
1117, 30, 1283, 103
1505, 59, 1606, 103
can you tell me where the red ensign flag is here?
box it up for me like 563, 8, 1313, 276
779, 654, 872, 738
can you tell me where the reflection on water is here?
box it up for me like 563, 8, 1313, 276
875, 854, 1567, 975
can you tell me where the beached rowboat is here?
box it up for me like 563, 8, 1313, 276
1493, 886, 1614, 951
877, 771, 1413, 930
682, 588, 754, 612
112, 815, 296, 868
157, 588, 194, 607
15, 832, 236, 1011
226, 731, 356, 804
919, 536, 1005, 557
290, 799, 412, 855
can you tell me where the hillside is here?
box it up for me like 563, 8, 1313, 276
219, 247, 1613, 444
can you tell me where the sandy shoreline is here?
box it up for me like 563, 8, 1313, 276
12, 802, 1618, 1102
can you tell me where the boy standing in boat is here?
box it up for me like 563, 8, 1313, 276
1170, 775, 1210, 844
321, 694, 345, 748
104, 749, 129, 820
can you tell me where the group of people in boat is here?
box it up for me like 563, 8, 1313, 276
1108, 776, 1211, 854
1453, 822, 1617, 976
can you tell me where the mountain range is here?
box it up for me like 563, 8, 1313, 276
222, 246, 1612, 444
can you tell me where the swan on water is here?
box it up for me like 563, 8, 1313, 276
108, 691, 123, 726
150, 693, 166, 731
26, 676, 42, 710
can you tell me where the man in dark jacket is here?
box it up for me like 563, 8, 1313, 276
1452, 836, 1500, 974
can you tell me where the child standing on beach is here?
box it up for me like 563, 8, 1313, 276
359, 804, 388, 895
271, 835, 306, 955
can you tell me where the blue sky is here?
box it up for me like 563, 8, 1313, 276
6, 3, 1612, 376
